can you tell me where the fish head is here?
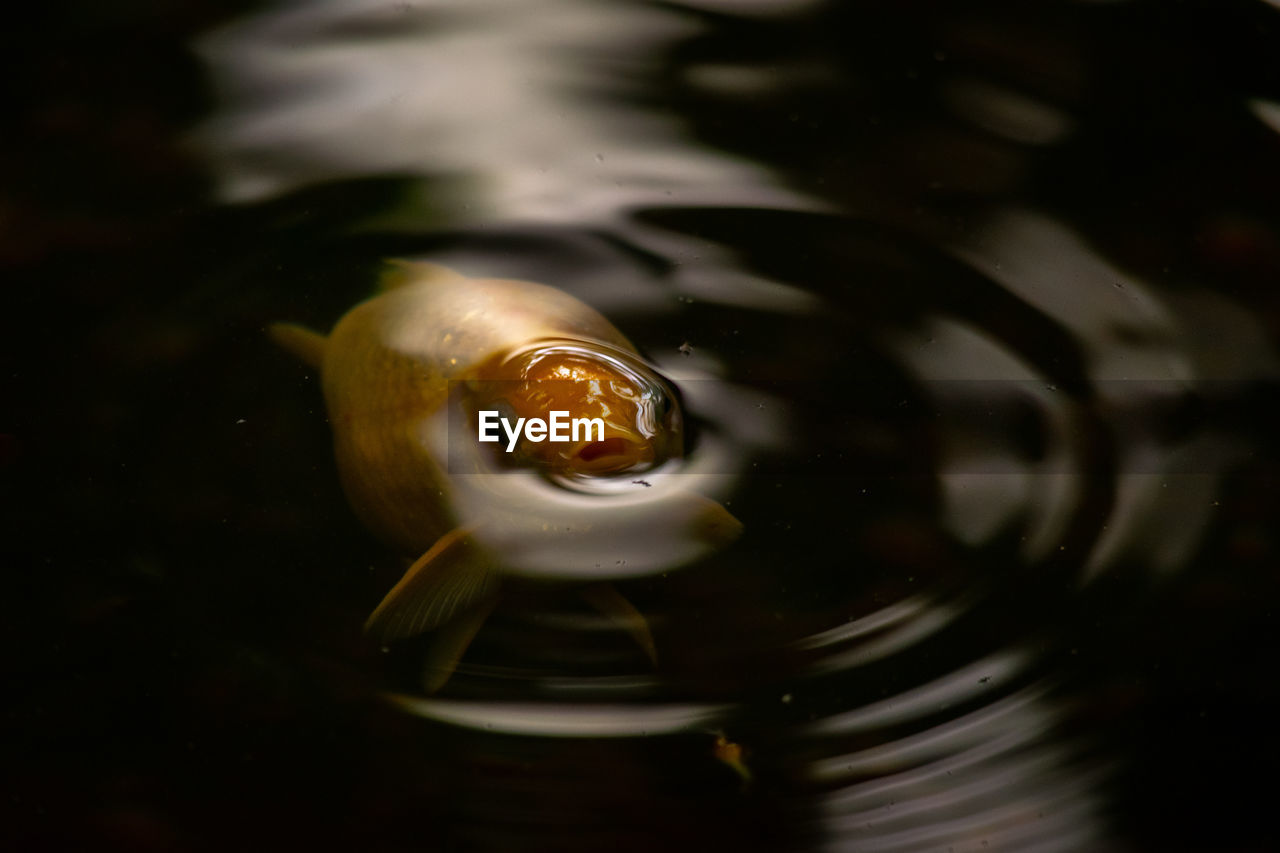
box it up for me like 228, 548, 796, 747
470, 339, 683, 477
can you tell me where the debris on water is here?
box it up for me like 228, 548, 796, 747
632, 479, 652, 487
678, 341, 693, 356
712, 731, 752, 785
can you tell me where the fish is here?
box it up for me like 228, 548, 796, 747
271, 261, 741, 685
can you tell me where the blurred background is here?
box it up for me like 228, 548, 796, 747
4, 1, 1280, 850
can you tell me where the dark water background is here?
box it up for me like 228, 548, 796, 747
5, 1, 1280, 850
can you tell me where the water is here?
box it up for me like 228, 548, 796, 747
7, 1, 1280, 850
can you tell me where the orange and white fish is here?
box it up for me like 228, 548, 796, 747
271, 261, 740, 678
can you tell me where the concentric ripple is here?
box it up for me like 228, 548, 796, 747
195, 1, 1279, 850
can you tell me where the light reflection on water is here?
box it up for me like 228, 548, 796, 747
194, 0, 820, 218
196, 0, 1277, 850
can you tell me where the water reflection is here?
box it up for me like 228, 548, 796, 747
193, 0, 818, 221
388, 696, 729, 736
805, 681, 1111, 853
902, 211, 1276, 577
195, 0, 1279, 850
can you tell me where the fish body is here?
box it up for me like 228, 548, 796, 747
272, 262, 740, 651
317, 263, 647, 555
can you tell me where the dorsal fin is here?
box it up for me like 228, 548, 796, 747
268, 322, 327, 370
378, 259, 469, 292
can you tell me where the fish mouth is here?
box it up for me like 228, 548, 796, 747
571, 436, 651, 474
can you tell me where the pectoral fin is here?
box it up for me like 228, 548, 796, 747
687, 495, 743, 548
422, 597, 499, 694
365, 528, 499, 643
268, 322, 327, 370
581, 584, 658, 666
